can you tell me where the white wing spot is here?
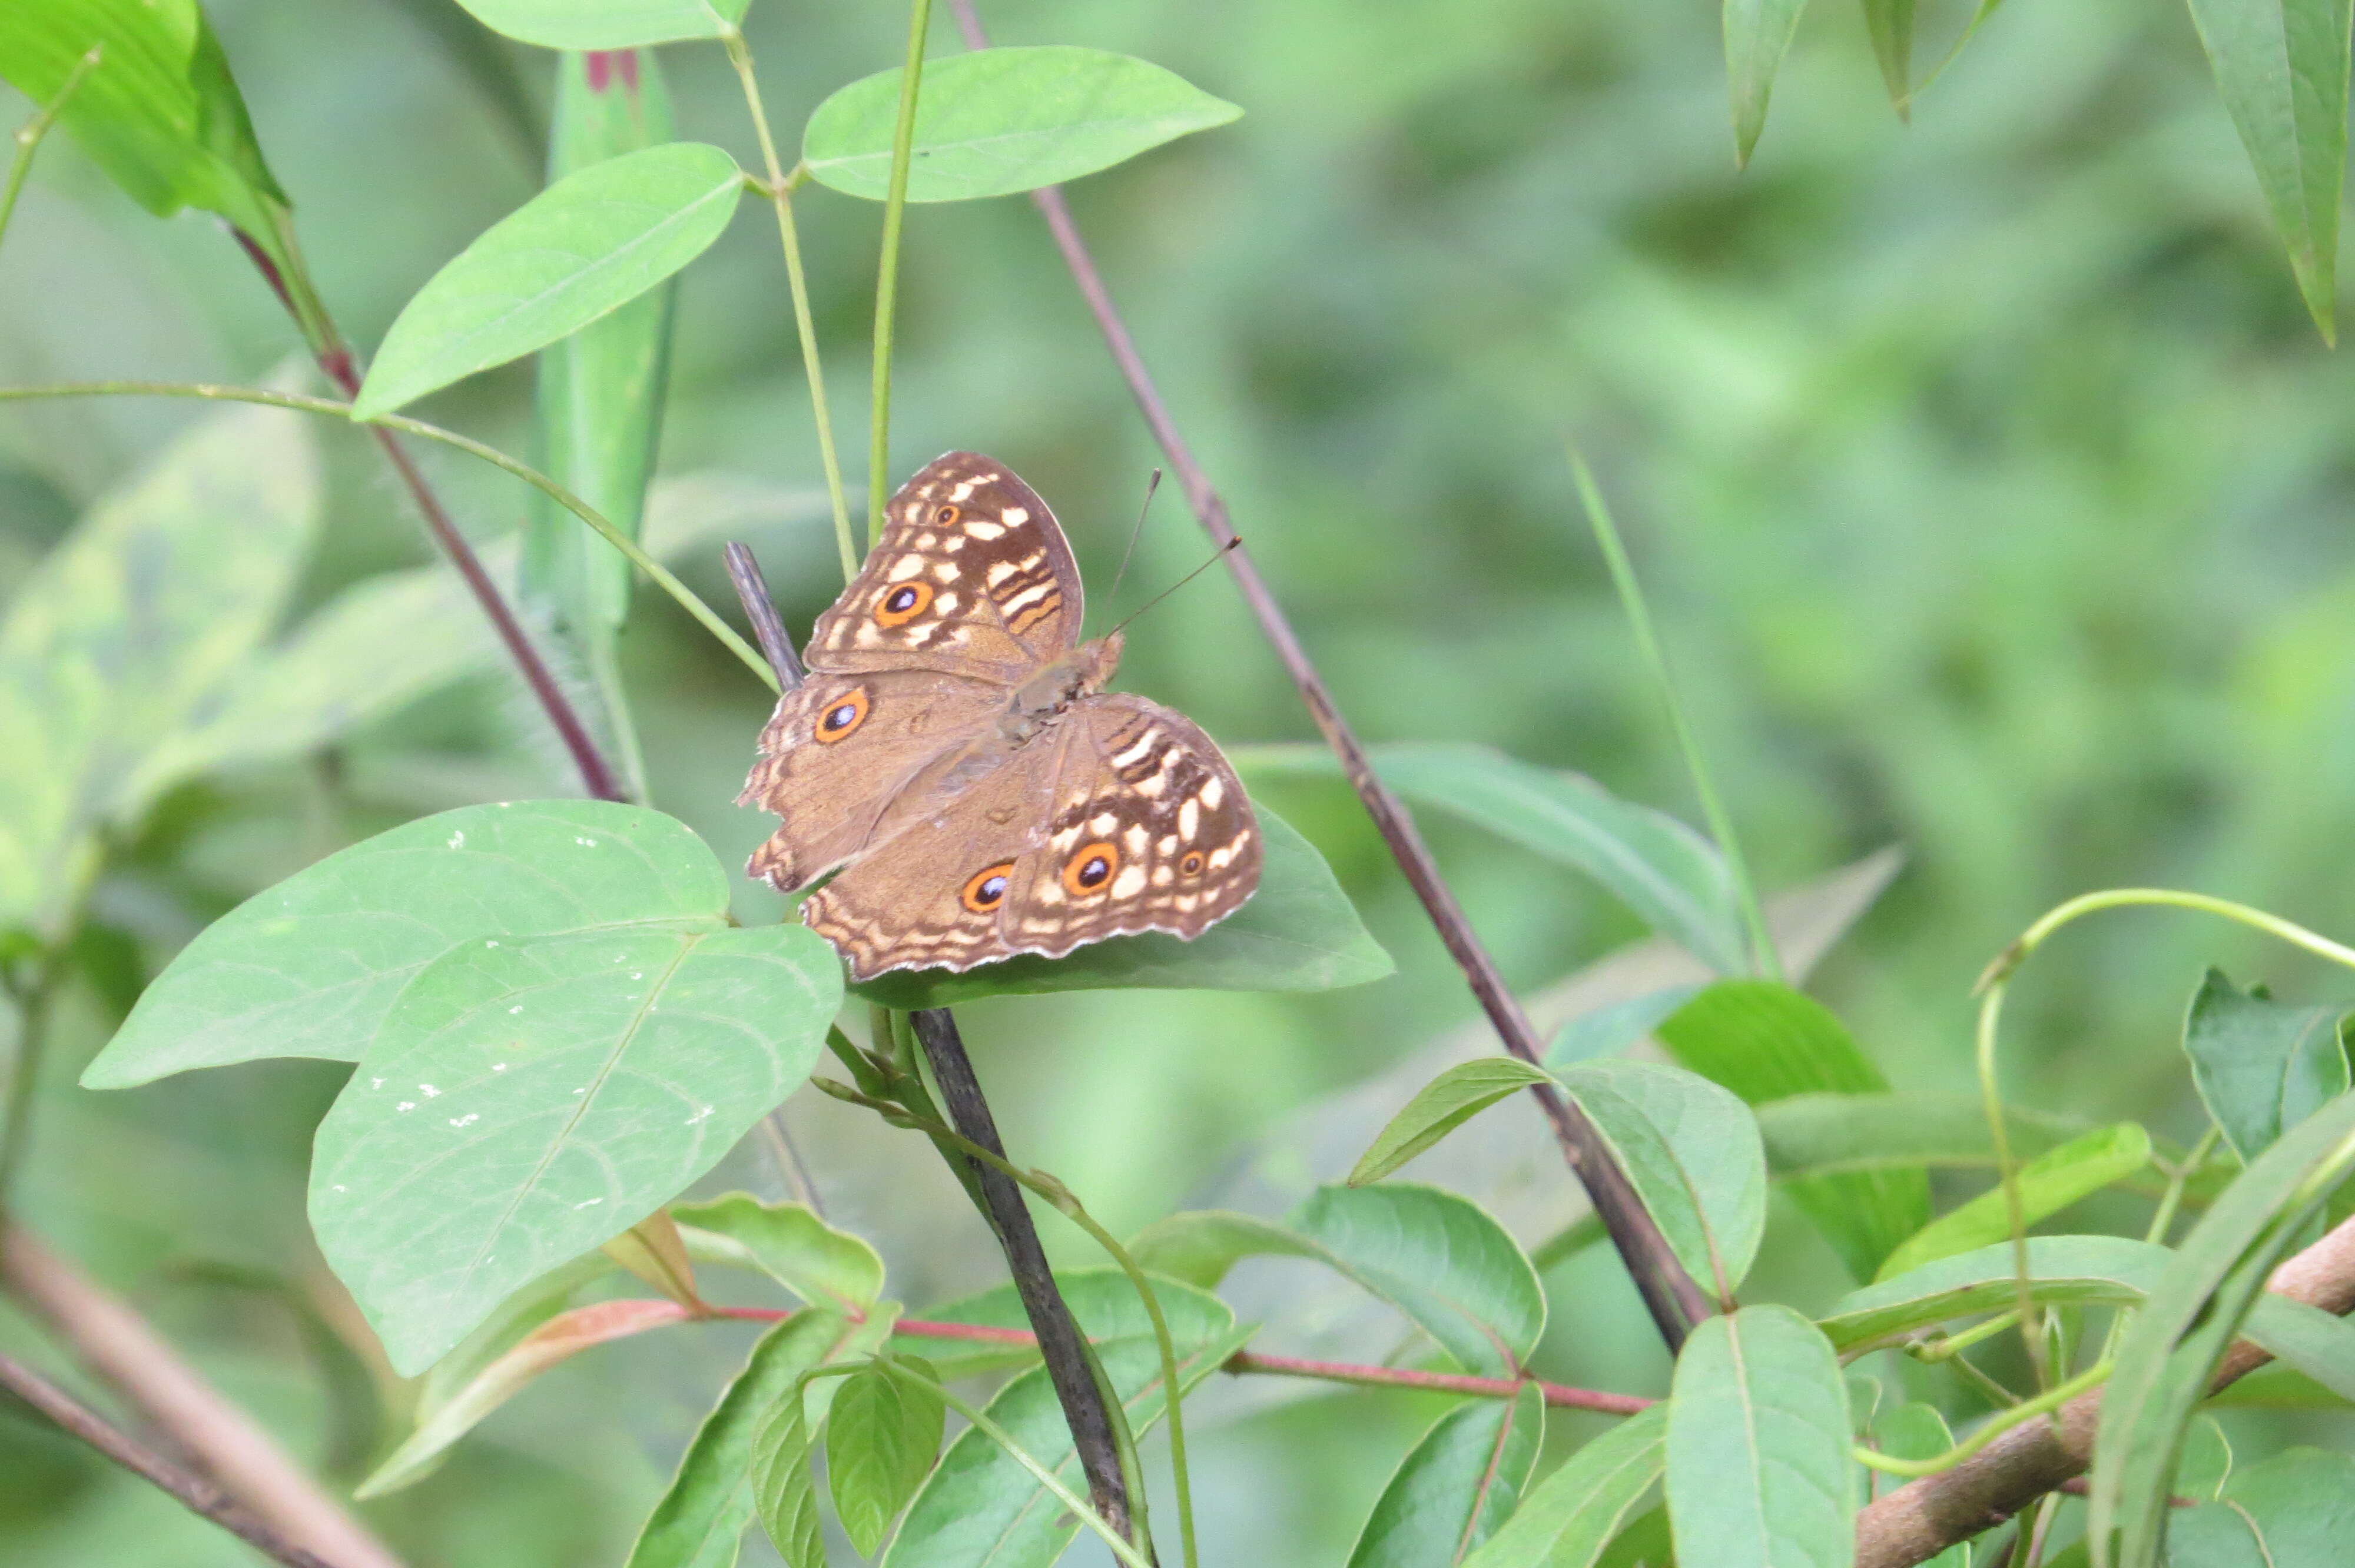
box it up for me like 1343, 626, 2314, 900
1000, 506, 1029, 526
963, 520, 1005, 540
1111, 865, 1147, 898
1178, 799, 1200, 841
1200, 776, 1225, 809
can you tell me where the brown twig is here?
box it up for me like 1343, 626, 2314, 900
1, 1222, 407, 1568
720, 553, 1144, 1547
0, 1352, 346, 1568
1855, 1210, 2355, 1567
943, 0, 1710, 1351
229, 231, 624, 803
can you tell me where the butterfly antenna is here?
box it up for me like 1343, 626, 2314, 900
1106, 536, 1242, 638
1102, 467, 1163, 613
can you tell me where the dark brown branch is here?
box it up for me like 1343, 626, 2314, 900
1856, 1211, 2355, 1567
230, 231, 624, 803
720, 553, 1143, 1548
0, 1352, 346, 1568
2, 1223, 405, 1568
943, 0, 1709, 1350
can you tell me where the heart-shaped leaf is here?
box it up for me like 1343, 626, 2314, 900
2183, 969, 2352, 1164
848, 805, 1390, 1005
827, 1362, 947, 1556
311, 917, 841, 1373
355, 141, 742, 417
803, 46, 1240, 203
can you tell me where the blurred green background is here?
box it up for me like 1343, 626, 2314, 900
7, 0, 2355, 1562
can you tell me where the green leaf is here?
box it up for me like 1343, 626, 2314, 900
1819, 1235, 2172, 1353
1872, 1122, 2154, 1282
883, 1321, 1256, 1568
749, 1361, 823, 1568
2184, 0, 2354, 340
2234, 1293, 2355, 1403
626, 1308, 878, 1568
2091, 1090, 2355, 1568
0, 398, 317, 938
2171, 1447, 2355, 1566
672, 1194, 885, 1315
1557, 1059, 1769, 1295
1461, 1405, 1667, 1568
355, 141, 742, 417
1550, 985, 1703, 1068
1666, 1305, 1855, 1568
802, 45, 1240, 204
1240, 742, 1746, 973
1757, 1092, 2133, 1178
898, 1265, 1236, 1381
0, 0, 286, 235
1860, 0, 1916, 111
2183, 969, 2352, 1164
85, 800, 729, 1087
1347, 1383, 1545, 1567
1723, 0, 1811, 165
827, 1362, 947, 1557
1350, 1058, 1555, 1186
850, 805, 1390, 1005
525, 47, 678, 645
2178, 1416, 2234, 1503
357, 1296, 689, 1499
310, 918, 843, 1373
1658, 981, 1926, 1280
449, 0, 752, 50
1129, 1184, 1544, 1378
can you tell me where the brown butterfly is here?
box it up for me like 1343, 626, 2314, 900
739, 451, 1261, 980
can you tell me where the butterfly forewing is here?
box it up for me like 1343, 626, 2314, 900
805, 452, 1083, 683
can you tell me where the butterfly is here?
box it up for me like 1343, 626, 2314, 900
739, 451, 1262, 980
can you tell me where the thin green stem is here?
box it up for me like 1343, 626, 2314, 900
0, 381, 776, 690
868, 0, 935, 550
0, 961, 58, 1211
723, 31, 857, 579
1909, 1310, 2024, 1364
1570, 450, 1782, 980
1854, 1358, 2112, 1478
0, 46, 101, 259
877, 1359, 1157, 1568
2144, 1125, 2223, 1248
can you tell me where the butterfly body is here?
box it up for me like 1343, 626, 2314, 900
739, 453, 1260, 980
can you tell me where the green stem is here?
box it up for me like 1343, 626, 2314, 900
877, 1359, 1157, 1568
723, 31, 857, 579
0, 45, 101, 259
0, 381, 776, 690
1854, 1357, 2112, 1477
0, 961, 58, 1211
868, 0, 936, 550
1569, 450, 1781, 980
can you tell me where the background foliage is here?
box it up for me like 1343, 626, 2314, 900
6, 0, 2355, 1562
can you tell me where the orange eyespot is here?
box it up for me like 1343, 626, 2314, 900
1179, 850, 1206, 877
875, 580, 934, 627
1062, 842, 1119, 897
962, 862, 1015, 913
933, 503, 960, 526
814, 686, 868, 743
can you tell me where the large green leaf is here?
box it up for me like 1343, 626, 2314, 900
2184, 0, 2354, 340
881, 1322, 1255, 1568
672, 1195, 885, 1316
0, 0, 286, 241
524, 47, 678, 647
802, 46, 1241, 203
355, 141, 742, 417
2092, 1090, 2355, 1568
1461, 1406, 1667, 1568
1240, 742, 1746, 973
85, 801, 728, 1087
1129, 1184, 1544, 1378
1872, 1122, 2154, 1281
449, 0, 752, 50
0, 398, 317, 939
1347, 1384, 1545, 1567
1666, 1305, 1855, 1568
1349, 1058, 1555, 1186
850, 805, 1391, 1005
1557, 1058, 1768, 1295
1723, 0, 1811, 165
2166, 1447, 2355, 1566
2182, 969, 2351, 1164
1658, 981, 1926, 1280
310, 913, 841, 1372
626, 1307, 892, 1568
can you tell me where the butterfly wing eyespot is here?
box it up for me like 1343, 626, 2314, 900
1179, 850, 1206, 877
1062, 841, 1119, 897
875, 580, 935, 628
962, 862, 1015, 913
933, 503, 961, 526
814, 686, 870, 743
